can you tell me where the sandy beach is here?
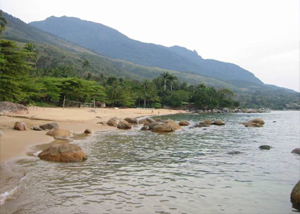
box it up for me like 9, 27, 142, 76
0, 106, 185, 163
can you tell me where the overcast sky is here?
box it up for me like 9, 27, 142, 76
1, 0, 299, 91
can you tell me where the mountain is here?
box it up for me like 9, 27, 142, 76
30, 16, 263, 85
2, 12, 235, 90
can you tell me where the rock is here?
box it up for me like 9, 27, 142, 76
138, 118, 149, 124
141, 125, 149, 131
164, 119, 182, 131
39, 122, 59, 130
228, 151, 243, 155
32, 126, 43, 131
291, 148, 300, 155
0, 130, 3, 137
84, 129, 92, 134
259, 145, 272, 150
250, 118, 265, 125
38, 143, 87, 162
291, 180, 300, 211
117, 120, 132, 129
107, 117, 119, 127
155, 118, 163, 122
14, 122, 27, 131
223, 108, 230, 113
213, 119, 225, 125
149, 122, 160, 130
152, 123, 173, 133
0, 101, 28, 113
240, 118, 265, 128
199, 120, 213, 125
125, 117, 138, 124
46, 129, 71, 138
147, 118, 157, 123
179, 120, 189, 126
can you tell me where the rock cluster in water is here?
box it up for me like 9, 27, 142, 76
240, 118, 265, 127
191, 108, 271, 114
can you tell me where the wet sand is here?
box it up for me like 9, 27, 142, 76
0, 107, 185, 163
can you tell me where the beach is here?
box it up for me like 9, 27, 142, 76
0, 106, 184, 163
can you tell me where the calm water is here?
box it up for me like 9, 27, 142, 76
0, 111, 299, 214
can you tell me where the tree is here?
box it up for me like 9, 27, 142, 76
0, 10, 7, 35
167, 74, 178, 92
0, 40, 35, 102
160, 72, 170, 91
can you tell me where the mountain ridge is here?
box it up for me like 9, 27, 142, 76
30, 15, 263, 85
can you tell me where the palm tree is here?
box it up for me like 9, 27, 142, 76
0, 11, 7, 35
160, 72, 170, 91
168, 74, 178, 92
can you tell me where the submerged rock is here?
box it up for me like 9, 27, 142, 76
291, 180, 300, 211
46, 129, 71, 138
179, 120, 189, 126
117, 120, 132, 129
259, 145, 272, 150
39, 122, 59, 130
38, 143, 87, 162
199, 119, 213, 125
291, 148, 300, 155
241, 118, 265, 128
228, 151, 243, 155
14, 122, 27, 131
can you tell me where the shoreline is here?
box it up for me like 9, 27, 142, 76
0, 107, 186, 164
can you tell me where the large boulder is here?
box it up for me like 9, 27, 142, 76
213, 119, 225, 126
38, 143, 87, 162
164, 119, 182, 131
291, 180, 300, 211
250, 118, 265, 125
107, 117, 119, 127
199, 120, 213, 125
124, 117, 138, 124
148, 122, 160, 130
32, 126, 43, 131
179, 120, 189, 126
117, 120, 132, 129
39, 122, 59, 130
46, 129, 71, 138
147, 118, 157, 124
152, 123, 173, 133
292, 148, 300, 155
14, 122, 27, 131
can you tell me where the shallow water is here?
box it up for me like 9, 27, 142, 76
0, 111, 299, 213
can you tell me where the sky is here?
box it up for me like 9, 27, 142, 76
1, 0, 299, 91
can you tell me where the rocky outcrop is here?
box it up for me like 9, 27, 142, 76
38, 143, 87, 162
84, 129, 92, 134
138, 118, 149, 124
125, 117, 138, 124
46, 129, 71, 138
149, 122, 159, 130
291, 148, 300, 155
213, 119, 225, 126
14, 122, 27, 131
0, 101, 28, 114
147, 118, 157, 124
39, 122, 59, 130
179, 120, 189, 126
107, 117, 119, 127
117, 120, 132, 129
259, 145, 272, 150
240, 118, 265, 127
291, 180, 300, 211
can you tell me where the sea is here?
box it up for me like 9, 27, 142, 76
0, 111, 299, 214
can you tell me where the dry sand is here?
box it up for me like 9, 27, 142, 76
0, 107, 185, 163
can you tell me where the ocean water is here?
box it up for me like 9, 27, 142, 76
0, 111, 299, 214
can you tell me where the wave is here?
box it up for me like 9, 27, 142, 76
0, 173, 27, 206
